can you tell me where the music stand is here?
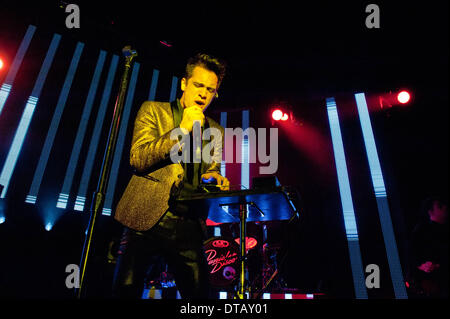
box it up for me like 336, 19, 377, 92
176, 186, 297, 299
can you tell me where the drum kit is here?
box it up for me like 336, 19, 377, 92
145, 178, 301, 299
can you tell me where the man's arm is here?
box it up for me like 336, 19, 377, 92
130, 101, 181, 174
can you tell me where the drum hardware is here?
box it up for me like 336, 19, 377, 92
176, 186, 299, 299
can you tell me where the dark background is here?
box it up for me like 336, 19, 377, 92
0, 1, 448, 299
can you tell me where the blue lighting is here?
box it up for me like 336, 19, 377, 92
0, 216, 5, 224
57, 50, 107, 209
0, 25, 36, 116
326, 97, 368, 299
45, 222, 53, 231
27, 42, 85, 204
56, 193, 69, 209
326, 100, 359, 239
220, 112, 227, 177
0, 84, 12, 116
1, 96, 38, 198
354, 93, 387, 197
169, 76, 178, 102
241, 110, 250, 190
354, 92, 408, 299
102, 62, 140, 216
101, 208, 112, 215
74, 196, 86, 212
0, 33, 60, 199
148, 69, 159, 100
25, 195, 37, 204
75, 54, 119, 211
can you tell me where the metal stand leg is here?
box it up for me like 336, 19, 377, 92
237, 203, 247, 299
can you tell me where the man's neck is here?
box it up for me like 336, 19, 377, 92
179, 96, 186, 109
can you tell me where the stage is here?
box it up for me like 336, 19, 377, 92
0, 1, 448, 300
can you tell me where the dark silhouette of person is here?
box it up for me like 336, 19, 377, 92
408, 196, 448, 298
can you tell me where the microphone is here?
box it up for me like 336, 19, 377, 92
122, 45, 137, 57
193, 120, 202, 163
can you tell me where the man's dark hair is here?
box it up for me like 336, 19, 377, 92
185, 53, 227, 88
420, 196, 448, 218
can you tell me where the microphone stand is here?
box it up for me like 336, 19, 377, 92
76, 46, 137, 298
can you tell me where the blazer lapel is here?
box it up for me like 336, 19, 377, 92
170, 99, 183, 128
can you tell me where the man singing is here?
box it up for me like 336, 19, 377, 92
112, 53, 229, 299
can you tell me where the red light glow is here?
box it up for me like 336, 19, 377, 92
234, 237, 258, 249
281, 113, 289, 121
397, 91, 411, 104
0, 58, 4, 69
272, 109, 283, 121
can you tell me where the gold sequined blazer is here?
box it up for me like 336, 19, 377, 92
114, 100, 223, 231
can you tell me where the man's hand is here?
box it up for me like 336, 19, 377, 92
418, 261, 440, 273
201, 172, 230, 191
180, 106, 205, 133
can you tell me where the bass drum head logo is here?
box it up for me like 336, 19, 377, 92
203, 237, 240, 287
212, 239, 229, 248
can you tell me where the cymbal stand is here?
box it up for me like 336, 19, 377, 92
219, 201, 264, 299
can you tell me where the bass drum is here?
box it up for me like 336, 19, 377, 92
203, 237, 240, 287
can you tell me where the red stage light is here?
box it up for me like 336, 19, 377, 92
281, 113, 289, 121
272, 109, 283, 121
206, 218, 222, 226
234, 237, 258, 250
397, 91, 411, 104
0, 58, 4, 69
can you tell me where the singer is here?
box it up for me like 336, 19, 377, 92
112, 53, 229, 299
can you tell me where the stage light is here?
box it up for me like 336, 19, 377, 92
354, 92, 408, 298
271, 106, 291, 124
378, 90, 412, 109
0, 58, 4, 69
326, 97, 368, 299
45, 222, 53, 231
0, 216, 5, 224
27, 42, 84, 206
57, 50, 107, 210
241, 110, 250, 190
272, 109, 283, 121
397, 90, 411, 104
0, 33, 60, 199
75, 54, 119, 211
219, 291, 227, 299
